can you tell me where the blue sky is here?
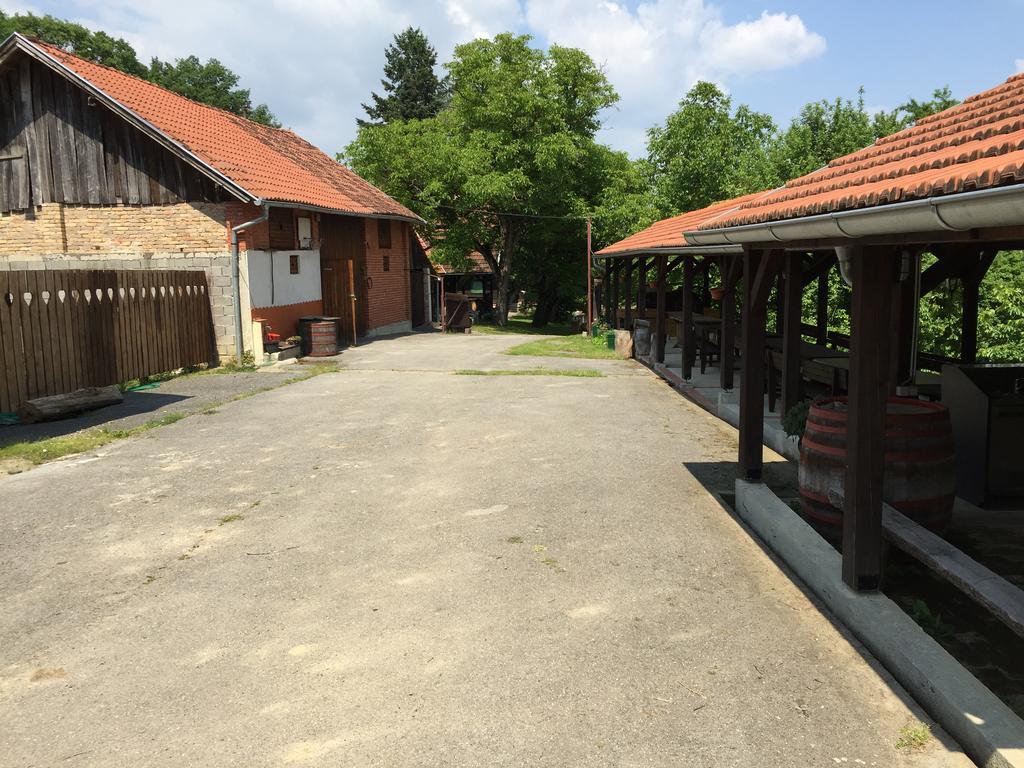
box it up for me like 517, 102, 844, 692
7, 1, 1024, 158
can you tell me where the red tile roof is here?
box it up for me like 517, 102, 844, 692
596, 192, 768, 256
24, 37, 420, 221
416, 232, 493, 274
703, 72, 1024, 229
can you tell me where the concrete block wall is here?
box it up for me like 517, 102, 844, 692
364, 219, 411, 332
0, 202, 238, 360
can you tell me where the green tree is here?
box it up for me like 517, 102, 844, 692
361, 27, 449, 126
647, 82, 776, 215
148, 56, 279, 126
0, 10, 146, 76
346, 34, 618, 325
768, 88, 877, 181
1, 10, 279, 126
897, 86, 959, 124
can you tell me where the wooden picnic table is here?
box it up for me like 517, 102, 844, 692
811, 357, 942, 401
766, 341, 848, 412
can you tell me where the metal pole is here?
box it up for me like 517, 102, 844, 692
586, 216, 593, 331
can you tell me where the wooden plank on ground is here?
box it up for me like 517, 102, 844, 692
883, 504, 1024, 641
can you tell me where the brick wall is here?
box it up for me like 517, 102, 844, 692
364, 219, 411, 332
0, 202, 228, 253
0, 202, 238, 360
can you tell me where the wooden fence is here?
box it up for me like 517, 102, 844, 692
0, 269, 214, 413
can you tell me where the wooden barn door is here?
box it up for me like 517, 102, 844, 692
320, 215, 366, 343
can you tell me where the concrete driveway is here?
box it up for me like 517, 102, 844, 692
0, 333, 971, 767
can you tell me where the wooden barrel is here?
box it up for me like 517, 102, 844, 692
308, 320, 338, 357
798, 396, 955, 542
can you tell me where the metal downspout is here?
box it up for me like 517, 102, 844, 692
230, 204, 269, 364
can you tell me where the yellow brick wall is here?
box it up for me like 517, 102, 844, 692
0, 202, 228, 254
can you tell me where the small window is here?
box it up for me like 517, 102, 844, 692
382, 254, 390, 272
290, 254, 300, 275
296, 216, 312, 249
377, 219, 392, 249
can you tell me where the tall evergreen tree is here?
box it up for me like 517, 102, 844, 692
360, 27, 449, 126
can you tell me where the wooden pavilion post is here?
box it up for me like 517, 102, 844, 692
654, 255, 668, 363
961, 249, 996, 364
681, 256, 696, 379
892, 254, 918, 390
816, 270, 829, 345
774, 271, 786, 335
780, 252, 803, 416
636, 258, 650, 324
720, 253, 742, 391
843, 245, 895, 592
610, 261, 620, 330
738, 247, 782, 481
624, 257, 634, 330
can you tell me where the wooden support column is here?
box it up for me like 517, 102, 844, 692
892, 258, 918, 390
962, 249, 996, 364
843, 245, 895, 592
654, 255, 668, 363
738, 248, 783, 481
610, 261, 620, 329
624, 258, 634, 330
720, 253, 742, 391
816, 269, 829, 345
636, 258, 649, 323
774, 271, 786, 334
780, 252, 803, 417
681, 256, 695, 379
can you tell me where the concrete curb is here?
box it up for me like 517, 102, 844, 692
735, 479, 1024, 768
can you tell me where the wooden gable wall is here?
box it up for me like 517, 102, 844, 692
0, 53, 227, 213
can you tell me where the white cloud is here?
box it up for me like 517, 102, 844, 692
35, 0, 823, 158
524, 0, 825, 154
1016, 58, 1024, 72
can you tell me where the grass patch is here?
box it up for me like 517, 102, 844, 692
454, 368, 603, 378
0, 430, 120, 465
472, 315, 572, 336
505, 334, 618, 360
895, 723, 931, 750
218, 513, 244, 525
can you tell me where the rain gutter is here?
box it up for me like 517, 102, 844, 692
594, 243, 742, 260
230, 205, 269, 364
683, 183, 1024, 246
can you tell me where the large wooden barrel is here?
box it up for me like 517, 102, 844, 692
798, 396, 955, 542
308, 320, 338, 357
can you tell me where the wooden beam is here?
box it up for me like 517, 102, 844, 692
610, 262, 620, 330
843, 245, 895, 592
883, 503, 1024, 641
721, 253, 738, 391
724, 252, 743, 291
624, 257, 634, 329
738, 247, 772, 481
893, 261, 918, 389
666, 255, 685, 273
801, 252, 834, 286
750, 250, 784, 311
961, 249, 996, 364
654, 254, 667, 363
815, 269, 829, 345
638, 257, 653, 318
780, 252, 803, 416
681, 256, 695, 379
